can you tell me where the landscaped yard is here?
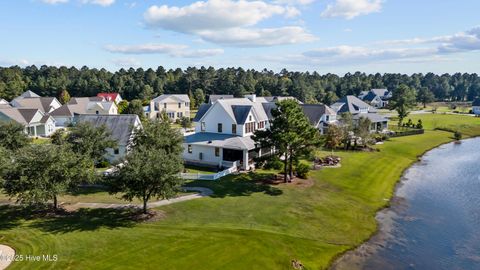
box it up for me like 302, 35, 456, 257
1, 114, 479, 269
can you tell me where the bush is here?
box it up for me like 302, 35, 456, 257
454, 131, 462, 140
295, 163, 310, 179
264, 157, 284, 170
416, 119, 423, 129
96, 160, 110, 168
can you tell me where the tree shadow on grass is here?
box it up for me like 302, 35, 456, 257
187, 172, 283, 198
28, 208, 139, 234
0, 205, 30, 230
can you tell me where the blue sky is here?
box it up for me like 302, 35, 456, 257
1, 0, 480, 74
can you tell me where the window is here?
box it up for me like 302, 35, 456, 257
114, 148, 120, 155
96, 111, 99, 115
177, 112, 183, 118
199, 152, 203, 160
249, 115, 252, 121
201, 122, 206, 131
185, 102, 189, 107
326, 115, 329, 121
178, 102, 181, 108
218, 123, 223, 133
164, 103, 167, 109
188, 145, 192, 153
232, 124, 237, 134
215, 147, 220, 157
154, 102, 159, 111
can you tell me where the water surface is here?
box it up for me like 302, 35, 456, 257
333, 138, 480, 270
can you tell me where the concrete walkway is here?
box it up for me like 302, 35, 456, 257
0, 245, 15, 270
71, 187, 213, 209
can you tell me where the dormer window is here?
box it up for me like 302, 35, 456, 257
249, 115, 252, 121
218, 123, 223, 133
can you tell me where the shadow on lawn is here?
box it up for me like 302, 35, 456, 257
29, 208, 138, 233
188, 172, 283, 198
0, 205, 29, 230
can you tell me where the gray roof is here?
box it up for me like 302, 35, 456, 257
331, 95, 376, 114
73, 114, 141, 146
216, 98, 269, 123
12, 97, 59, 113
300, 104, 336, 126
362, 92, 380, 102
371, 89, 389, 97
0, 107, 41, 124
209, 95, 234, 104
152, 94, 190, 103
352, 113, 388, 123
18, 90, 40, 98
231, 105, 252, 124
0, 99, 9, 105
193, 103, 211, 122
184, 132, 256, 150
262, 102, 277, 120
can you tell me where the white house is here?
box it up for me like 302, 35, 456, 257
146, 94, 190, 121
332, 95, 389, 132
473, 99, 480, 115
0, 107, 55, 137
300, 104, 338, 134
97, 93, 123, 103
359, 89, 391, 108
51, 97, 117, 126
73, 114, 142, 163
184, 95, 273, 171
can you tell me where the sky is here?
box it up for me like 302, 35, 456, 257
1, 0, 480, 74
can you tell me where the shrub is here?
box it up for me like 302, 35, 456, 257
295, 163, 310, 179
416, 119, 423, 129
96, 160, 110, 168
454, 131, 462, 141
265, 157, 284, 170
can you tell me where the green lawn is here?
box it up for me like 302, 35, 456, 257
184, 165, 217, 174
1, 114, 479, 269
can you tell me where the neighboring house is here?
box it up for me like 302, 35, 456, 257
0, 107, 55, 137
97, 93, 123, 103
73, 114, 142, 163
0, 99, 10, 107
332, 95, 388, 132
208, 95, 234, 104
146, 94, 190, 121
11, 90, 62, 113
473, 99, 480, 115
256, 96, 303, 104
359, 89, 391, 108
50, 97, 117, 126
185, 95, 273, 170
300, 104, 337, 134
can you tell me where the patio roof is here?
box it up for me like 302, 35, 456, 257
184, 132, 256, 150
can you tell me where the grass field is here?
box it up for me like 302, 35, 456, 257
1, 114, 479, 269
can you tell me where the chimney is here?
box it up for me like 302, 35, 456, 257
245, 94, 256, 102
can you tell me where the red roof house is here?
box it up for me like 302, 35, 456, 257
97, 93, 122, 103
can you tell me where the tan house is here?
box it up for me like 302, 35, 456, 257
50, 97, 118, 126
146, 94, 190, 121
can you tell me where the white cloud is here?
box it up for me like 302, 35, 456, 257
104, 43, 224, 58
0, 59, 30, 67
111, 58, 141, 68
273, 0, 315, 5
200, 26, 316, 47
81, 0, 115, 7
321, 0, 383, 19
143, 0, 312, 47
41, 0, 69, 4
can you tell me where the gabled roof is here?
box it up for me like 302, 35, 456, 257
152, 94, 190, 103
0, 107, 42, 124
97, 93, 121, 102
473, 99, 480, 107
0, 99, 9, 105
18, 90, 40, 98
12, 97, 59, 113
217, 98, 269, 123
68, 97, 104, 105
331, 95, 375, 114
300, 104, 336, 126
231, 105, 252, 124
362, 92, 381, 102
73, 114, 141, 146
352, 113, 388, 123
193, 103, 212, 122
261, 102, 277, 120
209, 95, 234, 104
371, 89, 389, 97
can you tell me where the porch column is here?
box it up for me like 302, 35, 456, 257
243, 149, 249, 170
34, 125, 37, 137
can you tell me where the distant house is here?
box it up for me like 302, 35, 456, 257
11, 91, 62, 113
208, 95, 234, 104
359, 89, 391, 108
473, 99, 480, 115
0, 99, 10, 107
332, 95, 388, 132
300, 104, 337, 134
0, 107, 55, 137
50, 97, 117, 126
146, 94, 190, 121
97, 93, 122, 103
73, 114, 142, 163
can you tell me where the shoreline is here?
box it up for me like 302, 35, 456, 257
328, 136, 476, 269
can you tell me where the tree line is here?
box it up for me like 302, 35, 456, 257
1, 65, 480, 105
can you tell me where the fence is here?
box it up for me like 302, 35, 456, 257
390, 129, 425, 137
181, 161, 239, 181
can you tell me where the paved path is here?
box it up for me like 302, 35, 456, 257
0, 245, 14, 270
71, 187, 213, 209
